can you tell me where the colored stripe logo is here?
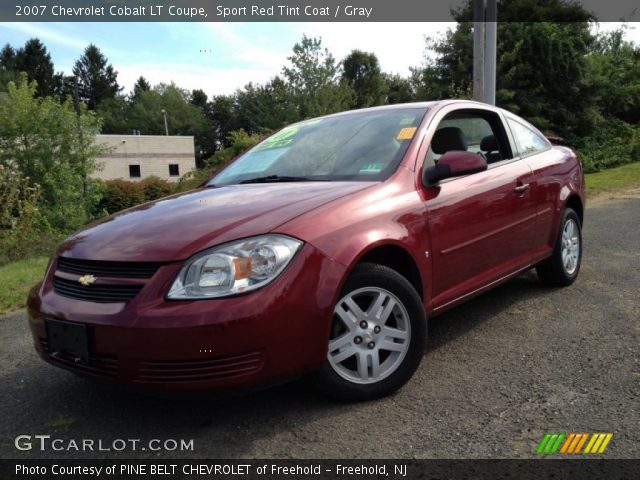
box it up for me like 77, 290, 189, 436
537, 432, 613, 455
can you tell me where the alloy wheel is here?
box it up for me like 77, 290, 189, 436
561, 218, 580, 275
328, 287, 411, 385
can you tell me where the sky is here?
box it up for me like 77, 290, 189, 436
1, 22, 638, 97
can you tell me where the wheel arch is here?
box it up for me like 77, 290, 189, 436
348, 242, 425, 301
565, 194, 584, 226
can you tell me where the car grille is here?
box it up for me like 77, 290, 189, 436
135, 351, 264, 383
53, 277, 143, 303
53, 257, 164, 303
40, 339, 119, 379
57, 257, 162, 278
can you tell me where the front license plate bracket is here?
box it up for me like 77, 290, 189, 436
46, 319, 89, 364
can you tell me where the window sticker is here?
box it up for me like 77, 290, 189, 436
359, 163, 384, 174
396, 127, 417, 140
255, 126, 299, 151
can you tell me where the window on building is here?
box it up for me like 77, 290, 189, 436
129, 165, 141, 178
169, 164, 180, 176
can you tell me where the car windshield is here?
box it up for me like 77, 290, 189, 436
209, 107, 427, 186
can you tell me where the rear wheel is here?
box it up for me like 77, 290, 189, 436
315, 263, 426, 401
536, 208, 582, 286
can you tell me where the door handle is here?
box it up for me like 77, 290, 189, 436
514, 183, 530, 194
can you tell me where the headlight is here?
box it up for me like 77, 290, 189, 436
167, 234, 302, 299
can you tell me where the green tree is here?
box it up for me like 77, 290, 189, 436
126, 83, 210, 165
0, 75, 106, 230
72, 44, 121, 109
0, 44, 16, 70
282, 35, 353, 118
190, 88, 208, 110
412, 0, 597, 142
15, 38, 61, 97
235, 77, 299, 133
0, 44, 19, 92
210, 94, 242, 147
128, 83, 206, 135
588, 28, 640, 124
132, 75, 151, 100
189, 89, 219, 164
383, 74, 417, 104
412, 24, 475, 101
341, 50, 386, 108
579, 27, 640, 172
96, 95, 131, 134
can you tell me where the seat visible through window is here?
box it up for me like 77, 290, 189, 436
424, 109, 512, 169
430, 127, 468, 155
480, 134, 502, 163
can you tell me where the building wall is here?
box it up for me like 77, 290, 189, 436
93, 135, 196, 182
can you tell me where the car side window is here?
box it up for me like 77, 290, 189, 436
424, 110, 511, 169
507, 118, 550, 156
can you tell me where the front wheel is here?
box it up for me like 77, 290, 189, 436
315, 263, 427, 401
536, 207, 582, 286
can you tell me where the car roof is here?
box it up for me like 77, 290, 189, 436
314, 100, 501, 120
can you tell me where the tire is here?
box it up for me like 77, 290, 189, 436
315, 263, 427, 401
536, 208, 582, 287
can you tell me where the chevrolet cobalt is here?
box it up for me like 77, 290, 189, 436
27, 101, 585, 401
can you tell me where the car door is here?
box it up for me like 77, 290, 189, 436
505, 115, 562, 259
421, 107, 538, 311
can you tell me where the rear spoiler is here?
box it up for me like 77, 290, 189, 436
546, 135, 569, 146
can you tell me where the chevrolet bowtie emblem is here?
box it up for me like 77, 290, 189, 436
78, 274, 97, 286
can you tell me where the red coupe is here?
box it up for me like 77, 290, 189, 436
27, 100, 585, 401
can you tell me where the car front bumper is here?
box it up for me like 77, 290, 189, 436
26, 243, 346, 390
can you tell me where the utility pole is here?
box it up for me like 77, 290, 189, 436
472, 0, 497, 105
65, 75, 87, 195
472, 0, 485, 102
484, 0, 497, 105
71, 76, 80, 115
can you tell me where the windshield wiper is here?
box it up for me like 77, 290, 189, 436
239, 175, 313, 184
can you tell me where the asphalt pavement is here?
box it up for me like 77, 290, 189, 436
1, 195, 638, 459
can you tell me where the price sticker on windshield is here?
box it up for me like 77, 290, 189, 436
396, 127, 417, 140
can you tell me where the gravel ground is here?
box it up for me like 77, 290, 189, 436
0, 195, 638, 460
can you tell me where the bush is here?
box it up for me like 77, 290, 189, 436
0, 164, 53, 264
0, 75, 107, 232
175, 168, 215, 192
99, 177, 176, 215
87, 179, 108, 220
99, 179, 146, 214
140, 176, 174, 201
579, 120, 640, 173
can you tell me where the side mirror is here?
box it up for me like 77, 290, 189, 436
423, 151, 488, 185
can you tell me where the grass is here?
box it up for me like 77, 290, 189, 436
585, 161, 640, 196
0, 256, 48, 315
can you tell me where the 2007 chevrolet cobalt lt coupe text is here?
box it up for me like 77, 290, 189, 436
27, 100, 585, 401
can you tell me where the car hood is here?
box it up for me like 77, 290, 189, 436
58, 182, 374, 262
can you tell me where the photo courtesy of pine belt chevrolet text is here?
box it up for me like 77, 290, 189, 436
27, 100, 585, 401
